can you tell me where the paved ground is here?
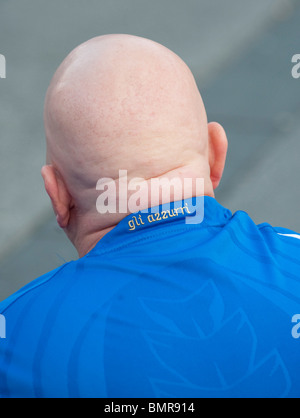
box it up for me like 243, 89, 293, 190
1, 0, 300, 301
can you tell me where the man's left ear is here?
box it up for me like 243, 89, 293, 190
41, 165, 72, 229
208, 122, 228, 190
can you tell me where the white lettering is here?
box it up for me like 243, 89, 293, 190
0, 54, 6, 79
0, 314, 6, 339
292, 54, 300, 79
292, 314, 300, 339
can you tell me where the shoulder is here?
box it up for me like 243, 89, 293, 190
258, 222, 300, 244
230, 209, 300, 242
227, 209, 300, 259
0, 262, 74, 314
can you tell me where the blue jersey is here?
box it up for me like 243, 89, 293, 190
1, 196, 300, 398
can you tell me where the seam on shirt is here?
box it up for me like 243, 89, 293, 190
258, 224, 293, 234
258, 224, 300, 246
87, 222, 225, 258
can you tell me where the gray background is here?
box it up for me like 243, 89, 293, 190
1, 0, 300, 301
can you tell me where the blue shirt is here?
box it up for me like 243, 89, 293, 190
1, 196, 300, 398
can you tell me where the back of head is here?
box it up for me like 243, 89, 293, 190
43, 34, 227, 256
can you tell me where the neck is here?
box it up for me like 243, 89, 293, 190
75, 225, 117, 258
67, 164, 215, 258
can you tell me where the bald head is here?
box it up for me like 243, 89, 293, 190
45, 35, 208, 189
42, 34, 227, 256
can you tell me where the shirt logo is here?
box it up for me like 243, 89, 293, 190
128, 203, 192, 231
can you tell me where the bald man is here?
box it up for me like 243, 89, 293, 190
1, 35, 300, 399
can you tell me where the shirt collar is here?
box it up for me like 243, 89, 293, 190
87, 196, 232, 257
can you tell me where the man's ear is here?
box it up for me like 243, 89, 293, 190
208, 122, 228, 190
41, 165, 72, 229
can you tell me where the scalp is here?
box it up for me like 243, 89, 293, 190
44, 35, 208, 197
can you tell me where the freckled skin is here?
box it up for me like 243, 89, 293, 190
42, 34, 228, 257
